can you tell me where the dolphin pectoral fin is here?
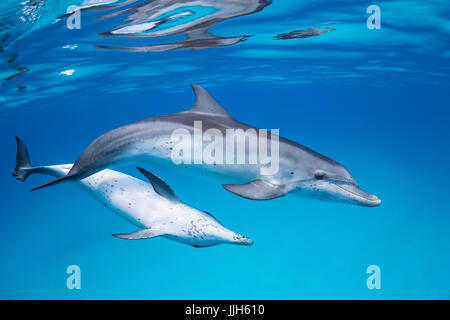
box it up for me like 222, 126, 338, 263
136, 167, 179, 202
112, 228, 166, 240
222, 180, 288, 200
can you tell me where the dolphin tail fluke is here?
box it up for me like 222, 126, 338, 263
14, 136, 73, 185
31, 175, 73, 192
14, 136, 32, 181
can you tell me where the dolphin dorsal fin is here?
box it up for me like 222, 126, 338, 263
188, 84, 234, 119
136, 167, 179, 202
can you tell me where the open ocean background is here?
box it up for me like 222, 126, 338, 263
0, 0, 449, 299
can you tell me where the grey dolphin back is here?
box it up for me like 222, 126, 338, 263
188, 84, 234, 119
223, 180, 288, 200
29, 84, 236, 192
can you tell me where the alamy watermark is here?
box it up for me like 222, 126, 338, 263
170, 121, 280, 175
66, 265, 81, 290
65, 4, 382, 31
366, 265, 381, 290
66, 5, 81, 30
366, 5, 381, 29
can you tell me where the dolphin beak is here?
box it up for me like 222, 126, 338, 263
240, 236, 254, 246
332, 181, 381, 207
233, 234, 253, 246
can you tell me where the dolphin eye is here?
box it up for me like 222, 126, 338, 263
314, 170, 326, 179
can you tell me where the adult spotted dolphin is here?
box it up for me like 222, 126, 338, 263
14, 137, 252, 247
32, 85, 381, 207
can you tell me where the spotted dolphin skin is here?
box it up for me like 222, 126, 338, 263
14, 137, 252, 247
31, 84, 380, 207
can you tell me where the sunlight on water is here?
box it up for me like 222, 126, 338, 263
92, 0, 270, 52
0, 0, 449, 109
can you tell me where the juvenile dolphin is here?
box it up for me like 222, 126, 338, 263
31, 84, 381, 207
14, 137, 252, 247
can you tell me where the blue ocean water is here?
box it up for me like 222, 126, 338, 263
0, 0, 449, 299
